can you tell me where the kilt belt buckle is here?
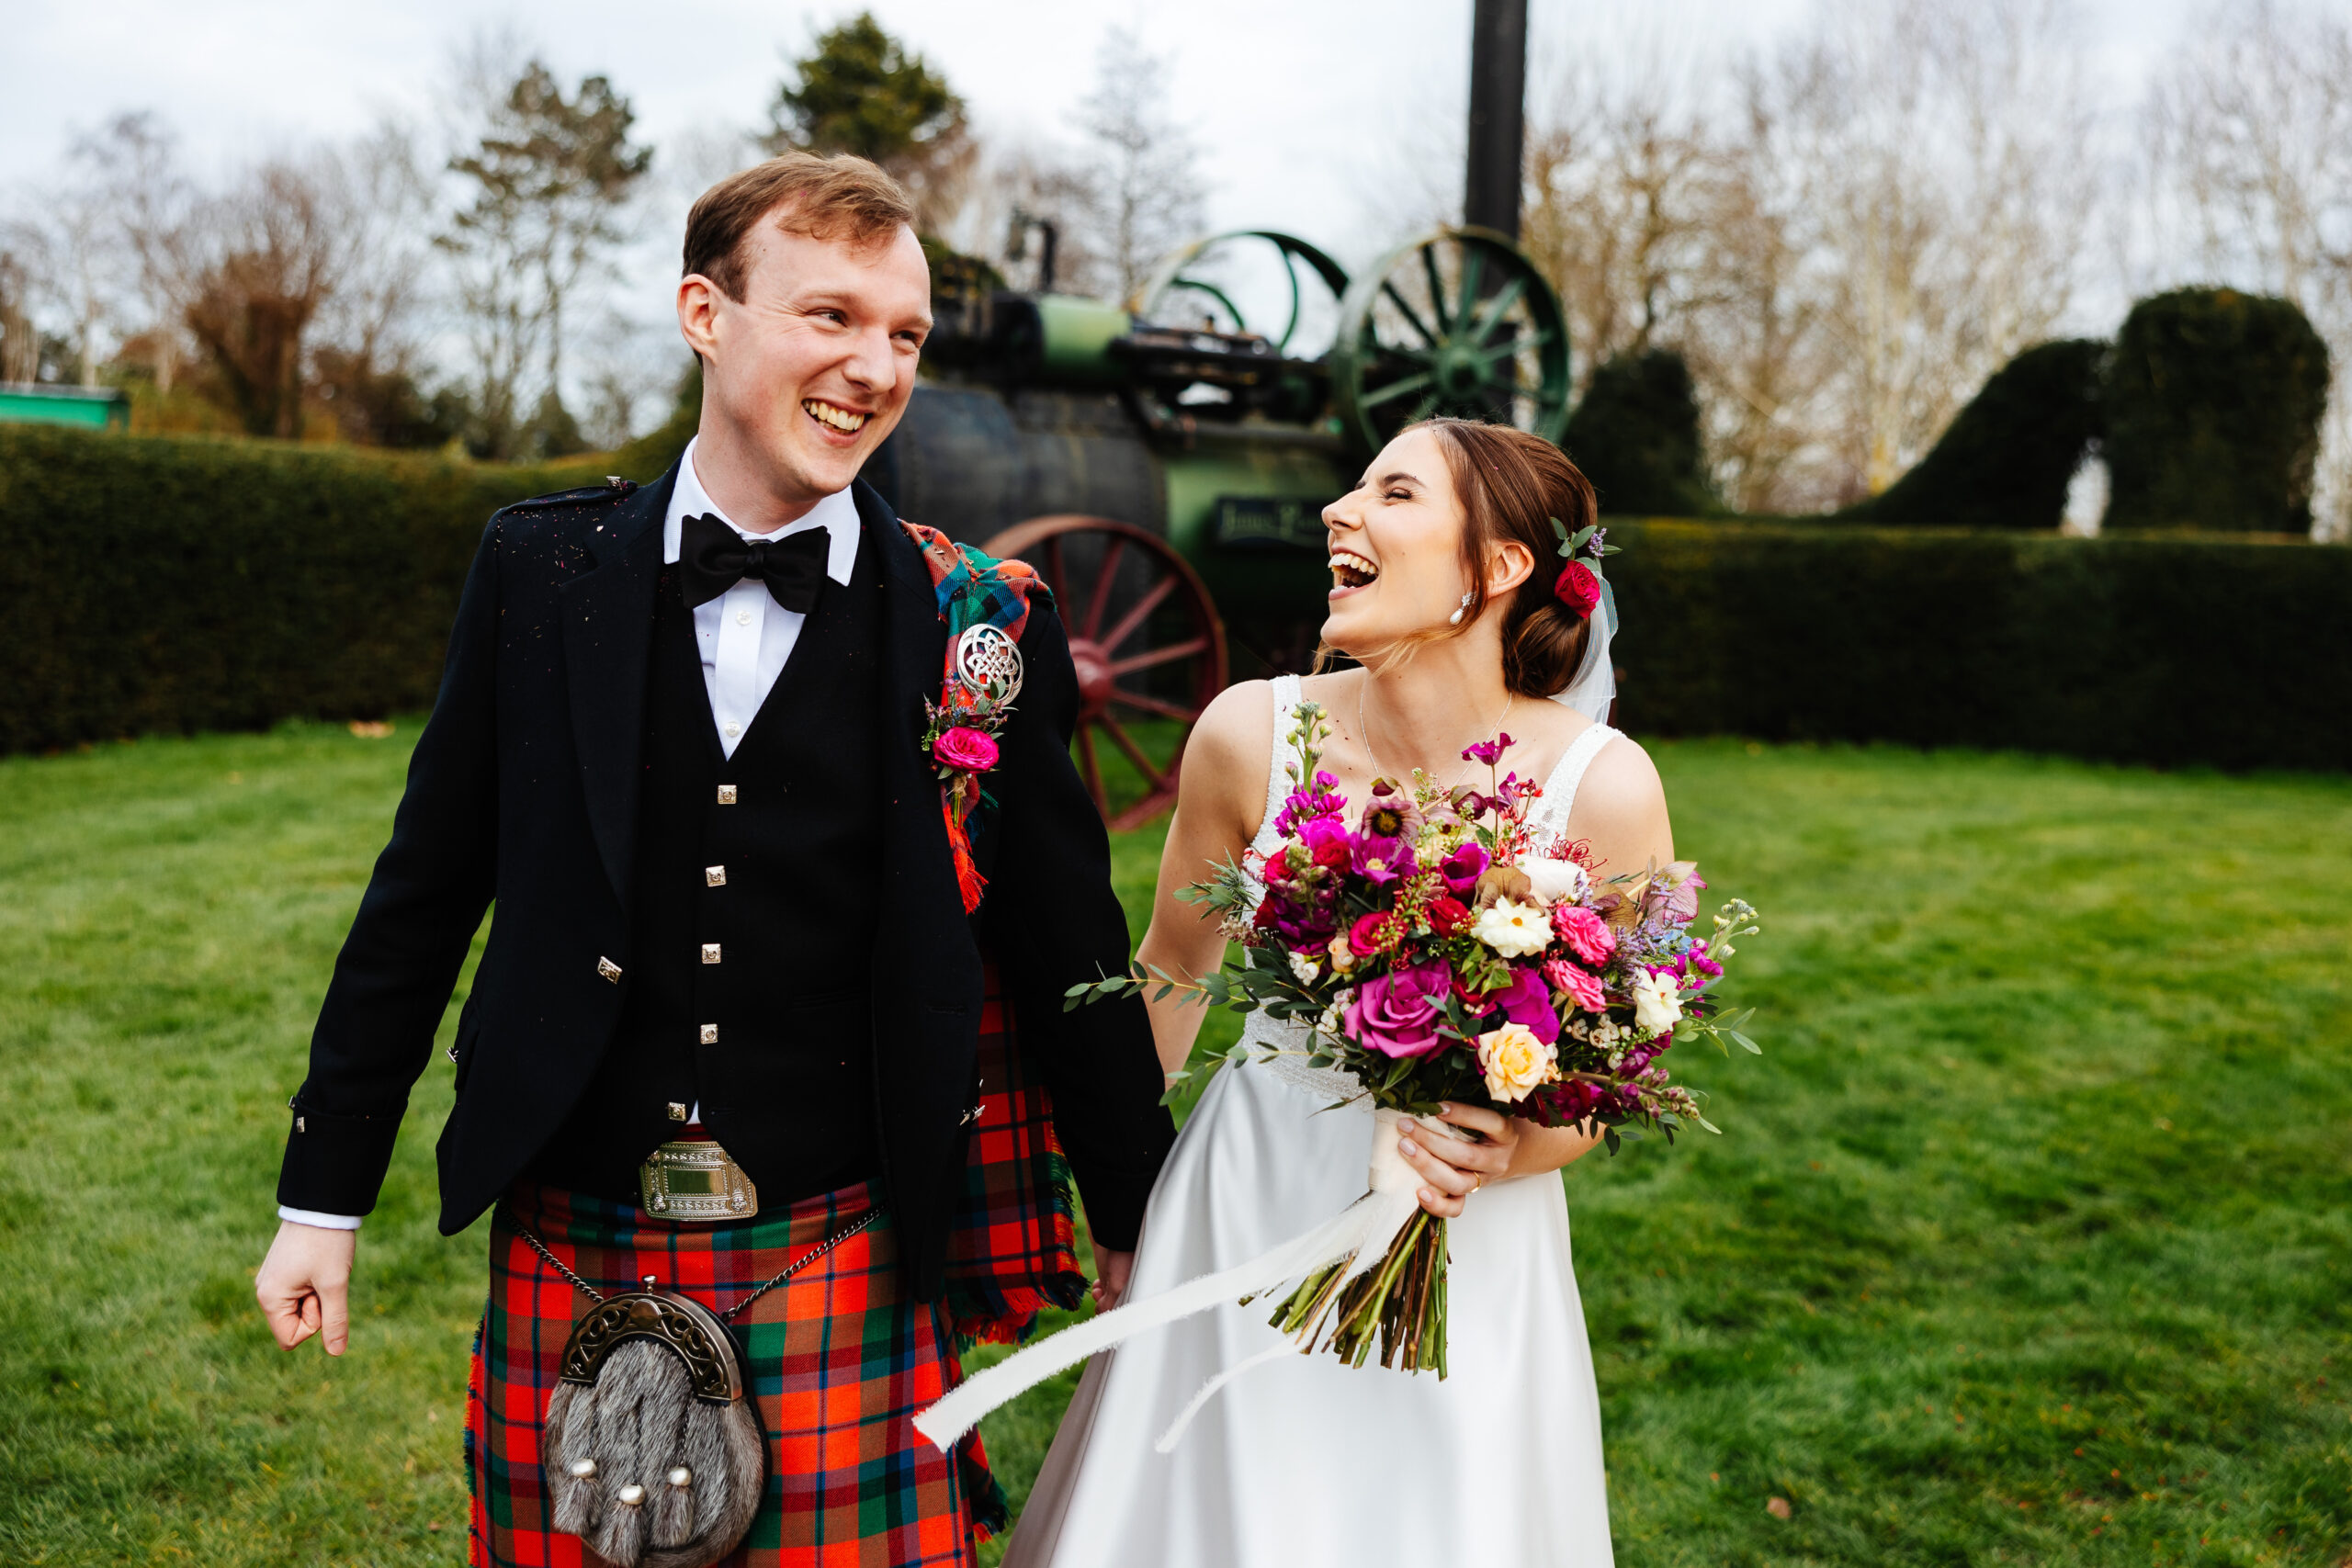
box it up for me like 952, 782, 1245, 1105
639, 1139, 759, 1223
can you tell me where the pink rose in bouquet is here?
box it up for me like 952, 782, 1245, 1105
1553, 903, 1616, 964
1349, 910, 1403, 956
1344, 960, 1452, 1058
1544, 957, 1610, 1016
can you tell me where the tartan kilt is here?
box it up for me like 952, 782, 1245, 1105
467, 1180, 996, 1568
941, 961, 1088, 1347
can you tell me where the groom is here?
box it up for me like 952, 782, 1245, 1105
254, 152, 1174, 1564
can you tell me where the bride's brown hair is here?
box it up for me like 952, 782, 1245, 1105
1325, 419, 1599, 697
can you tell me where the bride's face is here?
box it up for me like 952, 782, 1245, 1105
1319, 429, 1471, 657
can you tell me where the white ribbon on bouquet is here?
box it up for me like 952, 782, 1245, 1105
913, 1108, 1442, 1454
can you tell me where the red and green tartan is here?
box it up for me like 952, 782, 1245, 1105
467, 964, 1083, 1567
941, 964, 1088, 1348
468, 1180, 992, 1568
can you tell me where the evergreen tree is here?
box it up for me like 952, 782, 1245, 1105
763, 15, 970, 227
1561, 349, 1715, 516
2103, 288, 2330, 533
1844, 339, 2108, 530
441, 62, 650, 460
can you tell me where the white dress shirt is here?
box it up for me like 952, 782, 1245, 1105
665, 436, 863, 759
277, 441, 863, 1232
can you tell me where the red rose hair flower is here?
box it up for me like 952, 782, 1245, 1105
1553, 559, 1601, 619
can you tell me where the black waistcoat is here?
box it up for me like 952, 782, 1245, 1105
530, 525, 888, 1204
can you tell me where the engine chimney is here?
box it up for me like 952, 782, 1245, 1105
1464, 0, 1528, 240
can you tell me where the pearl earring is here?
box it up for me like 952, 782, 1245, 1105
1448, 592, 1474, 626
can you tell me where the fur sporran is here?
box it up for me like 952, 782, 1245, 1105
542, 1290, 765, 1568
513, 1202, 879, 1568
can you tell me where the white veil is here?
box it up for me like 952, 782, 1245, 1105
1547, 577, 1618, 722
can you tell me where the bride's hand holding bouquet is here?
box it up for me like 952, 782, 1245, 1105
1084, 694, 1762, 1375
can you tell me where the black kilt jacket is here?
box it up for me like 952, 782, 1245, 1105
276, 464, 1175, 1299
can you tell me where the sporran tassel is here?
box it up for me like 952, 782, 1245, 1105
546, 1384, 601, 1538
650, 1462, 695, 1550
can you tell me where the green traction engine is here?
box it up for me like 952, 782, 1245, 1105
860, 226, 1572, 827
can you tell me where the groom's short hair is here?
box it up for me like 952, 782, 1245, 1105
684, 152, 915, 302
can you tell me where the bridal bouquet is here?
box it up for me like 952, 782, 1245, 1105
1075, 701, 1762, 1378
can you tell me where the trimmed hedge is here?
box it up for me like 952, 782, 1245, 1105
1844, 339, 2107, 529
0, 426, 623, 754
1561, 349, 1715, 516
1610, 518, 2352, 771
2105, 288, 2330, 533
4, 427, 2346, 771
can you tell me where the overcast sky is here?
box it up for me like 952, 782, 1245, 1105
2, 0, 2234, 392
7, 0, 2222, 243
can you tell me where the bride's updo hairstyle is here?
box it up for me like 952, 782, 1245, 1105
1411, 418, 1599, 698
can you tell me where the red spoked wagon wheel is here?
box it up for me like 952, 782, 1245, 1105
980, 515, 1228, 831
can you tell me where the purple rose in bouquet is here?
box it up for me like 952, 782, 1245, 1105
1482, 963, 1562, 1044
1344, 960, 1452, 1058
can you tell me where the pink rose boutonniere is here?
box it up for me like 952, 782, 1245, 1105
933, 726, 1001, 773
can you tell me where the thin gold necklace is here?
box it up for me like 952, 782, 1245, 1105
1356, 677, 1513, 793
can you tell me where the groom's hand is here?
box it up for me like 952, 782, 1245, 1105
256, 1219, 358, 1355
1090, 1246, 1136, 1313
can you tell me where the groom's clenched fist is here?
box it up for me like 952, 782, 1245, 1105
256, 1220, 357, 1355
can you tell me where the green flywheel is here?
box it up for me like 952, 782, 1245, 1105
1330, 227, 1571, 450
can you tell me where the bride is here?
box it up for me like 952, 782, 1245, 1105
1002, 417, 1673, 1566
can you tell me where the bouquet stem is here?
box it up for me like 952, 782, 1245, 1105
1265, 1206, 1450, 1376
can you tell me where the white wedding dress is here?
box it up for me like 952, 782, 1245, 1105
1004, 674, 1618, 1568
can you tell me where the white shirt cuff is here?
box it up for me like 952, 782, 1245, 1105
277, 1206, 364, 1231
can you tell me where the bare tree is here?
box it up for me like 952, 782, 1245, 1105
1510, 0, 2093, 513
1521, 54, 1717, 385
315, 125, 437, 397
0, 245, 35, 383
1072, 28, 1206, 302
930, 139, 1102, 294
69, 113, 196, 393
1681, 78, 1842, 513
1751, 0, 2095, 502
179, 157, 349, 438
8, 171, 117, 389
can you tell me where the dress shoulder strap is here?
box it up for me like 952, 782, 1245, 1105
1533, 722, 1621, 839
1255, 674, 1306, 850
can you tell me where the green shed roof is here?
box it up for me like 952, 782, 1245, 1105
0, 383, 130, 430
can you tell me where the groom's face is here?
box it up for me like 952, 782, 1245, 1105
689, 214, 933, 502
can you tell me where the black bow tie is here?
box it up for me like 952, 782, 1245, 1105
679, 513, 831, 613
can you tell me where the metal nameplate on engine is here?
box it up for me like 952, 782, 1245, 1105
1212, 496, 1329, 552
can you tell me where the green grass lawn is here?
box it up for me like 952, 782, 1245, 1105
1, 723, 2346, 1566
